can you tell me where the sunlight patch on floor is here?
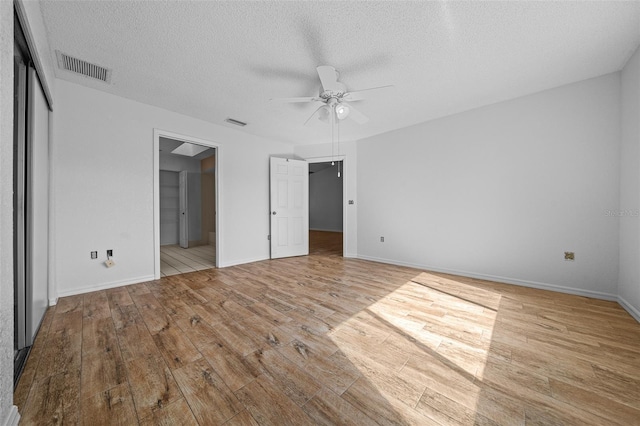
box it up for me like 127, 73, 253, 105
326, 273, 503, 423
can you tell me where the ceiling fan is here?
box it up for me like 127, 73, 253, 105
271, 65, 393, 125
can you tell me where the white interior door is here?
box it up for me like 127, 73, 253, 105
179, 170, 189, 248
270, 157, 309, 259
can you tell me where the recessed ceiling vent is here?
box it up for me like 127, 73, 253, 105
56, 50, 112, 83
225, 118, 247, 127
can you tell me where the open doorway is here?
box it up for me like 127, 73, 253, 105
154, 131, 219, 278
309, 160, 344, 256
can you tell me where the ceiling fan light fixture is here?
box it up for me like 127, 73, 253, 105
335, 103, 350, 120
318, 106, 330, 122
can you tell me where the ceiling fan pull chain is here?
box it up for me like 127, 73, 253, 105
332, 104, 340, 177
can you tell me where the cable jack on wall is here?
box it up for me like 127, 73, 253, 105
105, 249, 115, 268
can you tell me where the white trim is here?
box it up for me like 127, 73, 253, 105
2, 406, 20, 426
14, 0, 54, 110
47, 109, 56, 305
305, 155, 346, 163
618, 296, 640, 323
153, 129, 221, 279
305, 155, 348, 256
55, 275, 155, 298
356, 254, 618, 301
218, 256, 269, 268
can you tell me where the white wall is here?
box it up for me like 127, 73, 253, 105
295, 141, 358, 257
619, 46, 640, 321
310, 164, 343, 232
0, 3, 17, 425
357, 73, 621, 299
53, 79, 292, 297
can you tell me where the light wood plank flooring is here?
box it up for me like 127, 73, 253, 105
161, 244, 216, 277
15, 242, 640, 424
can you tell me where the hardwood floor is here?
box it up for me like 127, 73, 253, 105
309, 231, 343, 256
15, 238, 640, 425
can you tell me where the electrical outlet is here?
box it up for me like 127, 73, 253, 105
564, 251, 575, 261
107, 249, 113, 257
348, 200, 354, 205
90, 251, 98, 259
380, 236, 384, 242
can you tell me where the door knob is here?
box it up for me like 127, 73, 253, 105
272, 211, 277, 215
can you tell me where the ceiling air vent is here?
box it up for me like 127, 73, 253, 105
56, 50, 112, 83
225, 118, 247, 127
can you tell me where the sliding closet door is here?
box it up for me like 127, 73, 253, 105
13, 39, 28, 354
14, 11, 50, 384
27, 66, 49, 343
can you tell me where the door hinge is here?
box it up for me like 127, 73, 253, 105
268, 235, 271, 240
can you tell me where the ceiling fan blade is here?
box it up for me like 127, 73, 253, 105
342, 85, 394, 102
304, 105, 328, 126
316, 65, 340, 92
270, 96, 320, 103
341, 102, 369, 124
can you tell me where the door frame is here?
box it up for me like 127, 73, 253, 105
306, 155, 347, 256
178, 170, 189, 249
14, 42, 28, 352
153, 129, 221, 278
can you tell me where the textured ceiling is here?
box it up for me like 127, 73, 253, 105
40, 1, 640, 145
159, 136, 215, 160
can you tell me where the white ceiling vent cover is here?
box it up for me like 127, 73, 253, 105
56, 50, 112, 83
225, 118, 247, 127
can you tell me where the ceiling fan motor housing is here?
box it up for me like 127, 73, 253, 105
273, 64, 384, 125
320, 88, 347, 100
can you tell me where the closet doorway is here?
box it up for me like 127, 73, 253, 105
154, 131, 219, 278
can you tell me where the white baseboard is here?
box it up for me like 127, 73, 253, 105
356, 255, 618, 301
218, 256, 269, 268
2, 406, 20, 426
618, 296, 640, 323
55, 275, 156, 298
